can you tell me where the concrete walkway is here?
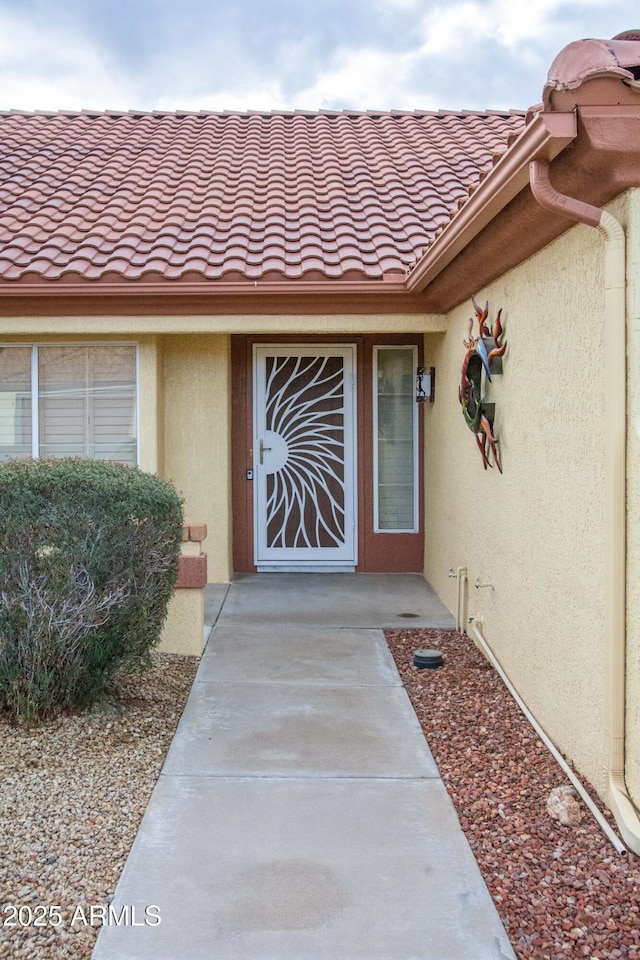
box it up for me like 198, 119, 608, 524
93, 574, 515, 960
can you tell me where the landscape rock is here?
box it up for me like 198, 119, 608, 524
0, 652, 198, 959
547, 785, 583, 826
386, 627, 640, 960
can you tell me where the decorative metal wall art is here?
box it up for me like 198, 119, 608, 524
459, 296, 507, 472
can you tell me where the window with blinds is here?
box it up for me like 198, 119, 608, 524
373, 346, 418, 532
0, 344, 137, 465
0, 346, 32, 461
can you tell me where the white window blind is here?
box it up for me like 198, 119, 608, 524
39, 346, 137, 465
0, 344, 137, 466
0, 346, 32, 461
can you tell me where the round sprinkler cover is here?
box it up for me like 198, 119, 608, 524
413, 649, 444, 669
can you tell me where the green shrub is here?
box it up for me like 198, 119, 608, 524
0, 458, 183, 720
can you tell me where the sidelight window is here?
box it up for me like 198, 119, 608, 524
373, 346, 418, 532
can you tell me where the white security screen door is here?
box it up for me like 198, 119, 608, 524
254, 345, 357, 568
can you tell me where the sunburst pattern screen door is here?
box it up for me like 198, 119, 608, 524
253, 345, 357, 568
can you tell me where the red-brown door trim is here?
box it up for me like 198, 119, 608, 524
231, 334, 424, 573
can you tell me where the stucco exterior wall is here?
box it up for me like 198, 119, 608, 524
423, 200, 630, 802
0, 313, 445, 336
138, 336, 162, 473
625, 189, 640, 804
161, 334, 232, 582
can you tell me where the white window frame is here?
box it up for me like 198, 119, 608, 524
0, 342, 140, 466
372, 344, 419, 534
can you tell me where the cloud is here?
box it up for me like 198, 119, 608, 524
279, 45, 440, 112
416, 0, 631, 53
0, 0, 638, 113
0, 9, 135, 110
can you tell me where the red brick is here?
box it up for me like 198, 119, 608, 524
176, 553, 207, 589
187, 523, 208, 542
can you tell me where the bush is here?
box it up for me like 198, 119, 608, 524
0, 458, 183, 720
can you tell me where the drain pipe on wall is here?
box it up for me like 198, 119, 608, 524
449, 566, 468, 632
529, 159, 640, 855
467, 617, 626, 854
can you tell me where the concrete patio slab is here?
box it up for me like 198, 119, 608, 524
197, 625, 401, 685
162, 680, 439, 779
92, 776, 514, 960
217, 573, 455, 629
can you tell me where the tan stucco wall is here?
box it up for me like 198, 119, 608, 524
158, 587, 205, 656
161, 334, 232, 582
159, 541, 206, 657
138, 336, 162, 473
423, 198, 636, 803
624, 190, 640, 803
0, 312, 445, 335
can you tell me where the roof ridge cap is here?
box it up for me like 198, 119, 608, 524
0, 106, 528, 120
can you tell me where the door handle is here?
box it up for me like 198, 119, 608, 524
259, 438, 272, 465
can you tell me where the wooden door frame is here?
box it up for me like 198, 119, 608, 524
231, 333, 424, 573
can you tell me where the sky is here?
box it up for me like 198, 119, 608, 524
0, 0, 638, 115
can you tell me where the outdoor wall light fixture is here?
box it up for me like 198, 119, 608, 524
416, 366, 435, 403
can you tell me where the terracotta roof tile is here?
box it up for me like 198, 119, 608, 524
0, 109, 525, 286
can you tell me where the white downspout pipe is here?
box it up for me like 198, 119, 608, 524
449, 566, 468, 632
529, 160, 640, 855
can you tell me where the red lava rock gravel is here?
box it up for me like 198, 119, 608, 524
385, 628, 640, 960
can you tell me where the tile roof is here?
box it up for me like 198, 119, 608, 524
0, 109, 525, 287
544, 35, 640, 109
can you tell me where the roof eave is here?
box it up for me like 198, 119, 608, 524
0, 278, 408, 298
405, 111, 577, 293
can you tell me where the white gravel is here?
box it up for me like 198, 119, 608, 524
0, 653, 198, 959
